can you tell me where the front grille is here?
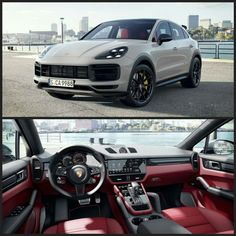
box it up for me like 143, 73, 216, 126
90, 64, 120, 81
35, 63, 120, 81
35, 63, 88, 79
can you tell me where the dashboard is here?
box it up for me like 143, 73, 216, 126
32, 144, 197, 188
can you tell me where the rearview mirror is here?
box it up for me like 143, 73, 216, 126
157, 34, 172, 45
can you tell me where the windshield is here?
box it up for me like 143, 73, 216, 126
34, 119, 206, 153
82, 19, 156, 40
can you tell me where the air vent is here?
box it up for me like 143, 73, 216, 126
191, 152, 199, 171
105, 148, 117, 154
128, 147, 137, 153
31, 157, 43, 182
119, 147, 127, 153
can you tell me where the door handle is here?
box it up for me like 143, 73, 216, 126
208, 161, 220, 170
196, 177, 234, 200
189, 44, 194, 48
173, 47, 178, 50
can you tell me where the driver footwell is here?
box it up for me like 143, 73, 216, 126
69, 193, 113, 220
42, 193, 113, 231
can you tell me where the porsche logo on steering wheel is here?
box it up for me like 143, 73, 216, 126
76, 169, 83, 178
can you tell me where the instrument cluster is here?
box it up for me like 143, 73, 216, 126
58, 152, 87, 168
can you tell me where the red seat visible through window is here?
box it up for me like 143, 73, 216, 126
120, 29, 129, 39
139, 31, 148, 40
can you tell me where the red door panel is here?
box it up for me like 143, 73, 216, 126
2, 160, 42, 233
2, 164, 33, 217
184, 156, 234, 221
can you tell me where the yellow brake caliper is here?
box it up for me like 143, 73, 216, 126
143, 74, 148, 91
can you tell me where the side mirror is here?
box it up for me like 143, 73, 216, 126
206, 140, 234, 155
157, 34, 172, 45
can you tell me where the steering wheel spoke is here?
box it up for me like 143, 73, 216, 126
75, 184, 85, 198
55, 166, 67, 177
89, 165, 102, 176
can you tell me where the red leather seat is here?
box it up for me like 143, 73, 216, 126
44, 217, 124, 234
162, 207, 234, 234
120, 29, 129, 39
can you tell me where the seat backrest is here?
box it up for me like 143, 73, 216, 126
139, 31, 149, 40
120, 28, 129, 39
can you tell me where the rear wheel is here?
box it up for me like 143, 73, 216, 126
121, 64, 155, 107
181, 57, 201, 88
47, 92, 74, 99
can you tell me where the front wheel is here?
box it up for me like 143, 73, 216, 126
181, 57, 201, 88
47, 92, 74, 99
121, 64, 155, 107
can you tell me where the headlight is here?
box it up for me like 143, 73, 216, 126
95, 46, 128, 59
39, 45, 54, 58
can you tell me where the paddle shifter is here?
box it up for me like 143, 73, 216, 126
114, 182, 153, 215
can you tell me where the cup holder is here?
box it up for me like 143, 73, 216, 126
132, 217, 143, 225
149, 215, 161, 220
132, 215, 161, 226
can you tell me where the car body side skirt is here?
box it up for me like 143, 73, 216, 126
156, 73, 188, 87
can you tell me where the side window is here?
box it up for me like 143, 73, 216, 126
217, 121, 234, 142
169, 23, 185, 40
193, 120, 234, 158
182, 28, 189, 38
156, 21, 171, 38
2, 119, 27, 164
91, 25, 112, 39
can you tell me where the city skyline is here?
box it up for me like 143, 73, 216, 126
3, 2, 234, 34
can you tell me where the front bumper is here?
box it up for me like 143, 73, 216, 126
34, 59, 134, 97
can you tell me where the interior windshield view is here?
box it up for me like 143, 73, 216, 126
2, 119, 234, 234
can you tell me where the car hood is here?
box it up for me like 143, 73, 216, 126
42, 39, 148, 59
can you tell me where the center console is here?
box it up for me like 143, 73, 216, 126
114, 181, 164, 233
114, 182, 152, 215
106, 158, 192, 234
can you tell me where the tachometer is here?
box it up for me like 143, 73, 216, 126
62, 156, 73, 167
73, 152, 87, 164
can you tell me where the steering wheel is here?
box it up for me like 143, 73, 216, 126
48, 145, 106, 200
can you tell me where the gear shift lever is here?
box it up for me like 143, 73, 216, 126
131, 181, 140, 197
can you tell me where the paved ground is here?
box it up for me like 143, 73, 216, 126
2, 52, 234, 117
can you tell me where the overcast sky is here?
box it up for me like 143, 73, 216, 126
3, 2, 234, 34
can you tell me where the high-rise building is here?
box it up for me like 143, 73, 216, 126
188, 15, 199, 30
79, 16, 89, 33
219, 20, 233, 29
200, 19, 211, 29
51, 23, 58, 33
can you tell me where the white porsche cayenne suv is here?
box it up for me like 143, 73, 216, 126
34, 19, 202, 107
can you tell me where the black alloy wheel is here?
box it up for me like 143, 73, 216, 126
181, 57, 201, 88
121, 64, 155, 107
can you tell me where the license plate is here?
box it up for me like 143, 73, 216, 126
48, 79, 74, 88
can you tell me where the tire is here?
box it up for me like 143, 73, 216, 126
47, 92, 74, 99
121, 64, 155, 107
181, 57, 201, 88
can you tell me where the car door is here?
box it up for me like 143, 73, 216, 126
2, 119, 43, 234
191, 120, 234, 221
168, 22, 191, 76
150, 21, 180, 80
